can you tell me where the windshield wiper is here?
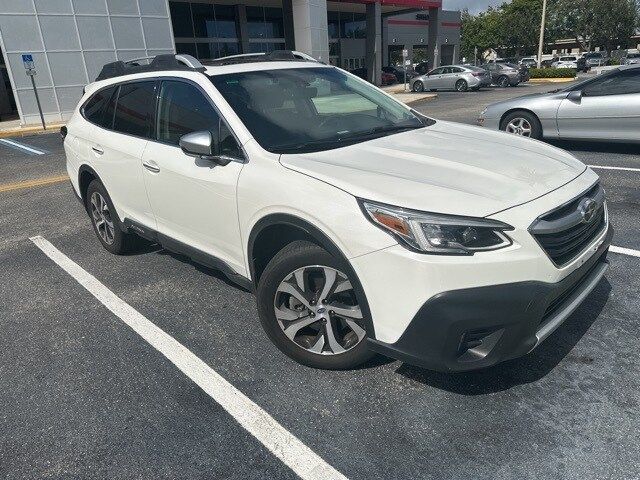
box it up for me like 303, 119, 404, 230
275, 122, 423, 154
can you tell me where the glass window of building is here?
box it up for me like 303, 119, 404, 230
191, 3, 215, 37
327, 11, 339, 39
170, 2, 194, 37
214, 4, 238, 38
246, 6, 285, 39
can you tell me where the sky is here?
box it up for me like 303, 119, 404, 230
443, 0, 508, 14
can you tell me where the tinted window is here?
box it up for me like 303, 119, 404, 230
84, 86, 117, 127
157, 80, 220, 145
112, 82, 156, 138
583, 70, 640, 96
219, 122, 242, 158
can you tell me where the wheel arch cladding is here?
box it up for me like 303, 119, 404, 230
78, 165, 100, 203
248, 213, 377, 338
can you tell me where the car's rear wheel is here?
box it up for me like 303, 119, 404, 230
256, 241, 373, 369
500, 111, 542, 140
85, 179, 145, 254
497, 75, 510, 88
412, 81, 424, 92
455, 79, 468, 92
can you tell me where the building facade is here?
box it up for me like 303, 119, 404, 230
0, 0, 460, 126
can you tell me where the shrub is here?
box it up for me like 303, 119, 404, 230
529, 68, 577, 78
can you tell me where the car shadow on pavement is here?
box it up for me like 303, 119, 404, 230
393, 278, 612, 395
549, 140, 640, 154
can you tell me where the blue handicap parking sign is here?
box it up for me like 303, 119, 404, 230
22, 54, 34, 69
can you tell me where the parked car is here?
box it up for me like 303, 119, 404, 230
584, 51, 608, 68
478, 64, 640, 143
351, 67, 396, 85
624, 52, 640, 65
553, 56, 578, 69
576, 56, 589, 72
411, 65, 492, 92
382, 65, 414, 83
505, 63, 530, 82
520, 57, 537, 68
540, 57, 557, 68
63, 51, 612, 372
414, 61, 430, 75
481, 63, 521, 87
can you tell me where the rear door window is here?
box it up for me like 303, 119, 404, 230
112, 81, 156, 138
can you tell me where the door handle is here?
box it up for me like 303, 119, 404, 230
143, 160, 160, 173
91, 146, 104, 155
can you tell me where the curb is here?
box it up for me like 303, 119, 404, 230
392, 93, 438, 105
0, 123, 65, 139
529, 78, 576, 84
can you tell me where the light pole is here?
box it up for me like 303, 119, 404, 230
536, 0, 547, 68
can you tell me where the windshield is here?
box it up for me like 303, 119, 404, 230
209, 67, 427, 154
627, 53, 640, 58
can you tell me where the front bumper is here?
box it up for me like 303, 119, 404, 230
369, 227, 613, 372
367, 225, 612, 372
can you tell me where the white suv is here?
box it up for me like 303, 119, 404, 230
63, 53, 612, 371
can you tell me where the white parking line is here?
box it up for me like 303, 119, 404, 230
0, 138, 46, 155
589, 165, 640, 173
610, 245, 640, 258
29, 235, 348, 480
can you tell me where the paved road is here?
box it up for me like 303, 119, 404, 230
1, 88, 639, 480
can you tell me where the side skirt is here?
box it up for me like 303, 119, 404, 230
122, 218, 253, 292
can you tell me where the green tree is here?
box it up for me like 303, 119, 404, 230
551, 0, 639, 52
460, 7, 503, 60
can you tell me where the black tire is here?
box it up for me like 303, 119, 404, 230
500, 110, 543, 140
497, 75, 509, 88
85, 179, 146, 255
256, 241, 374, 370
455, 79, 468, 92
412, 80, 424, 92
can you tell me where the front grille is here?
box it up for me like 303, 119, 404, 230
530, 183, 606, 267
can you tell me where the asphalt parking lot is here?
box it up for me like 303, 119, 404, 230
1, 84, 639, 480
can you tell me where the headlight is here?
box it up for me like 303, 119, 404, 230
360, 200, 513, 254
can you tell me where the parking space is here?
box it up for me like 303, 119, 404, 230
1, 83, 640, 480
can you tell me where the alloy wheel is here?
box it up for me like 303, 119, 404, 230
90, 191, 115, 245
413, 81, 424, 92
456, 80, 468, 92
505, 117, 532, 137
273, 265, 366, 355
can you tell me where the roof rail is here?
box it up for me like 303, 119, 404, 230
95, 54, 205, 81
203, 50, 322, 67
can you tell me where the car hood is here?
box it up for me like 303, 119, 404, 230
279, 121, 586, 217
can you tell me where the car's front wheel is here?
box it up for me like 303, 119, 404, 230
412, 80, 424, 92
256, 241, 373, 369
500, 110, 542, 140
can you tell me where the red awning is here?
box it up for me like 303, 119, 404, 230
334, 0, 442, 8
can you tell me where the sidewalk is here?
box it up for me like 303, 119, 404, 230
382, 84, 438, 105
0, 119, 65, 139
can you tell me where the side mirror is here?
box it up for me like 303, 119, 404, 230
179, 131, 231, 166
567, 90, 583, 103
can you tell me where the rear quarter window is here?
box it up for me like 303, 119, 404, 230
83, 86, 117, 128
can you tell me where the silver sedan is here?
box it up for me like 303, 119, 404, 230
410, 65, 492, 92
478, 64, 640, 143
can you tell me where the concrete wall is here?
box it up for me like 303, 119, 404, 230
0, 0, 175, 126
